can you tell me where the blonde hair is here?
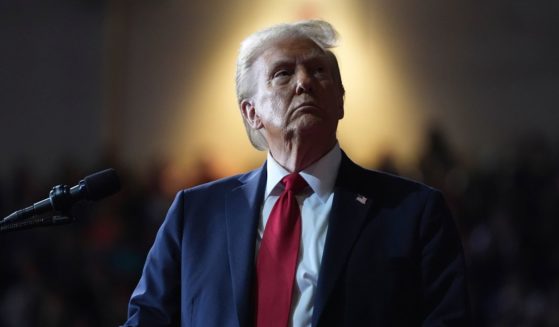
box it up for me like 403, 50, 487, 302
235, 20, 344, 150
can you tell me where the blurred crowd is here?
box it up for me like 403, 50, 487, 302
1, 128, 558, 327
416, 129, 559, 327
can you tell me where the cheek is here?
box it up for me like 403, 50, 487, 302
268, 92, 290, 111
256, 95, 284, 125
255, 87, 293, 122
271, 96, 287, 112
320, 84, 343, 109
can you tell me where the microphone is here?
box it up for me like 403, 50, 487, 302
1, 168, 121, 224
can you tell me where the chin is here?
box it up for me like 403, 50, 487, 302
292, 123, 335, 141
290, 116, 322, 131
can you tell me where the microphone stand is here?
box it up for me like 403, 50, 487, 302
0, 212, 76, 233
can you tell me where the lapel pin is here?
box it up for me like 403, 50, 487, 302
356, 194, 368, 205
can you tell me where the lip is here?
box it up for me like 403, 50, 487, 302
295, 102, 319, 110
291, 104, 321, 120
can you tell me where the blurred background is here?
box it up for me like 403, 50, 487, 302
1, 0, 558, 326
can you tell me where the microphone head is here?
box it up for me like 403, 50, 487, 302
82, 168, 121, 201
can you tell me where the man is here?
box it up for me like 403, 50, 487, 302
123, 20, 470, 326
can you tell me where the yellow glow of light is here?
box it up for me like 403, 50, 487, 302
171, 0, 425, 176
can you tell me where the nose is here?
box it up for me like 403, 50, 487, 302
295, 69, 313, 95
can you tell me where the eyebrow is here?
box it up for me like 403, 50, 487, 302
268, 52, 329, 71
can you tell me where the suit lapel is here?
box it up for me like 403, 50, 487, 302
225, 166, 267, 327
312, 154, 374, 327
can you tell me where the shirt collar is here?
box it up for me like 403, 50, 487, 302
265, 143, 342, 203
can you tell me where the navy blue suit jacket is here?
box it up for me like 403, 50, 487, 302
124, 153, 470, 326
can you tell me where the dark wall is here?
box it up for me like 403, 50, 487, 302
364, 0, 559, 159
0, 1, 105, 179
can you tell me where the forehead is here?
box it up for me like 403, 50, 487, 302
256, 37, 327, 68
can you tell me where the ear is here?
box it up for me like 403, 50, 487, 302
240, 99, 263, 129
337, 102, 344, 120
336, 89, 345, 120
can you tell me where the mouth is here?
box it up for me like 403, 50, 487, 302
294, 102, 320, 111
289, 103, 322, 122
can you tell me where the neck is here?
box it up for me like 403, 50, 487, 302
268, 136, 337, 172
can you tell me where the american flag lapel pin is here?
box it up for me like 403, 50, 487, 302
356, 194, 367, 205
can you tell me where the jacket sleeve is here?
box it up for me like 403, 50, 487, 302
420, 190, 471, 326
122, 191, 185, 327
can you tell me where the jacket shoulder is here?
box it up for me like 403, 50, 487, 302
176, 165, 263, 198
338, 154, 440, 207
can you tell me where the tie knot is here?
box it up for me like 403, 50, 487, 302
281, 173, 307, 194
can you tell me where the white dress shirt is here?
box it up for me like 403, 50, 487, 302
257, 144, 341, 327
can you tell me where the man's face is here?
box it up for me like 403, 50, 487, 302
242, 37, 344, 147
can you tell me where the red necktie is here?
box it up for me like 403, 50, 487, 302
256, 173, 307, 327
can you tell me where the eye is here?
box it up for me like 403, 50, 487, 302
314, 66, 326, 76
273, 70, 291, 79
